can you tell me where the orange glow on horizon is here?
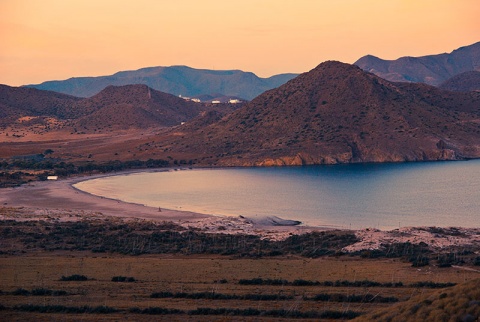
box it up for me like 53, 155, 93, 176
1, 0, 479, 86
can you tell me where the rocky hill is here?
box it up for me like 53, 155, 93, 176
439, 71, 480, 92
354, 42, 480, 86
25, 65, 298, 100
72, 84, 209, 131
161, 61, 480, 166
0, 85, 82, 124
0, 84, 234, 131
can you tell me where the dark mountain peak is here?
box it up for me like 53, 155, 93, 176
257, 60, 396, 109
87, 84, 158, 107
164, 61, 480, 166
355, 41, 480, 86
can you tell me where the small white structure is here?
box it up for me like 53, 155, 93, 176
211, 100, 221, 104
191, 98, 201, 103
229, 99, 241, 104
47, 176, 58, 180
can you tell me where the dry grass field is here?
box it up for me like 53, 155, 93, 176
1, 252, 479, 321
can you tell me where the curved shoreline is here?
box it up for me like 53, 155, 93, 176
1, 169, 480, 248
0, 168, 212, 222
0, 168, 320, 241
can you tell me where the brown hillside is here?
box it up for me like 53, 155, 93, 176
439, 71, 480, 92
0, 84, 232, 132
353, 278, 480, 322
0, 84, 82, 124
160, 61, 480, 166
72, 84, 207, 130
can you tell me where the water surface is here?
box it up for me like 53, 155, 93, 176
74, 160, 480, 229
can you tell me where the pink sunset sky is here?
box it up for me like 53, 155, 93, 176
1, 0, 479, 86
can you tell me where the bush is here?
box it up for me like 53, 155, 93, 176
411, 256, 429, 267
111, 276, 136, 282
13, 304, 118, 314
410, 281, 456, 288
31, 288, 68, 296
12, 288, 30, 296
60, 274, 88, 281
133, 307, 183, 315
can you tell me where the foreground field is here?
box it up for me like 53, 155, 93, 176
1, 205, 479, 321
1, 215, 480, 322
1, 253, 478, 321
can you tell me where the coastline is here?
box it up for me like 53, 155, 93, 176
0, 168, 322, 240
1, 168, 479, 249
0, 169, 212, 222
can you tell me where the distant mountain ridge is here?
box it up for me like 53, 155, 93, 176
25, 66, 298, 100
355, 42, 480, 86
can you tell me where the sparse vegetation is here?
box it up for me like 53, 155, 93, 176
60, 274, 88, 281
0, 158, 171, 187
111, 276, 135, 282
9, 288, 68, 296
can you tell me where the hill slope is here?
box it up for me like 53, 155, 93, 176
439, 71, 480, 92
0, 84, 82, 123
0, 84, 231, 131
72, 84, 210, 130
25, 66, 298, 100
355, 42, 480, 86
353, 279, 480, 322
162, 61, 480, 165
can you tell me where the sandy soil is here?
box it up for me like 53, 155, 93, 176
343, 227, 480, 252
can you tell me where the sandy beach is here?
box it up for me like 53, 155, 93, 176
1, 170, 479, 250
0, 170, 319, 240
0, 171, 211, 222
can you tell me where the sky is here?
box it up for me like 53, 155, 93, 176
1, 0, 479, 86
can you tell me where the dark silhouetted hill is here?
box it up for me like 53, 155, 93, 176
355, 42, 480, 86
0, 84, 82, 120
0, 84, 230, 130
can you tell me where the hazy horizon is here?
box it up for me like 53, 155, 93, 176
1, 0, 479, 86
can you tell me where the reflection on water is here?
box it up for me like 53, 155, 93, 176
74, 160, 480, 229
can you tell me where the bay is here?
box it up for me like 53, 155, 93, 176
73, 160, 480, 229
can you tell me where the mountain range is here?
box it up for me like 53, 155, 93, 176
354, 41, 480, 86
156, 61, 480, 166
2, 42, 480, 165
25, 66, 298, 101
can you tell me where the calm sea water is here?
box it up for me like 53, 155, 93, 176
74, 160, 480, 229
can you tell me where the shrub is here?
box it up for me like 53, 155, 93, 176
60, 274, 88, 281
31, 288, 68, 296
13, 304, 118, 314
12, 288, 30, 296
410, 281, 456, 288
111, 276, 136, 282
